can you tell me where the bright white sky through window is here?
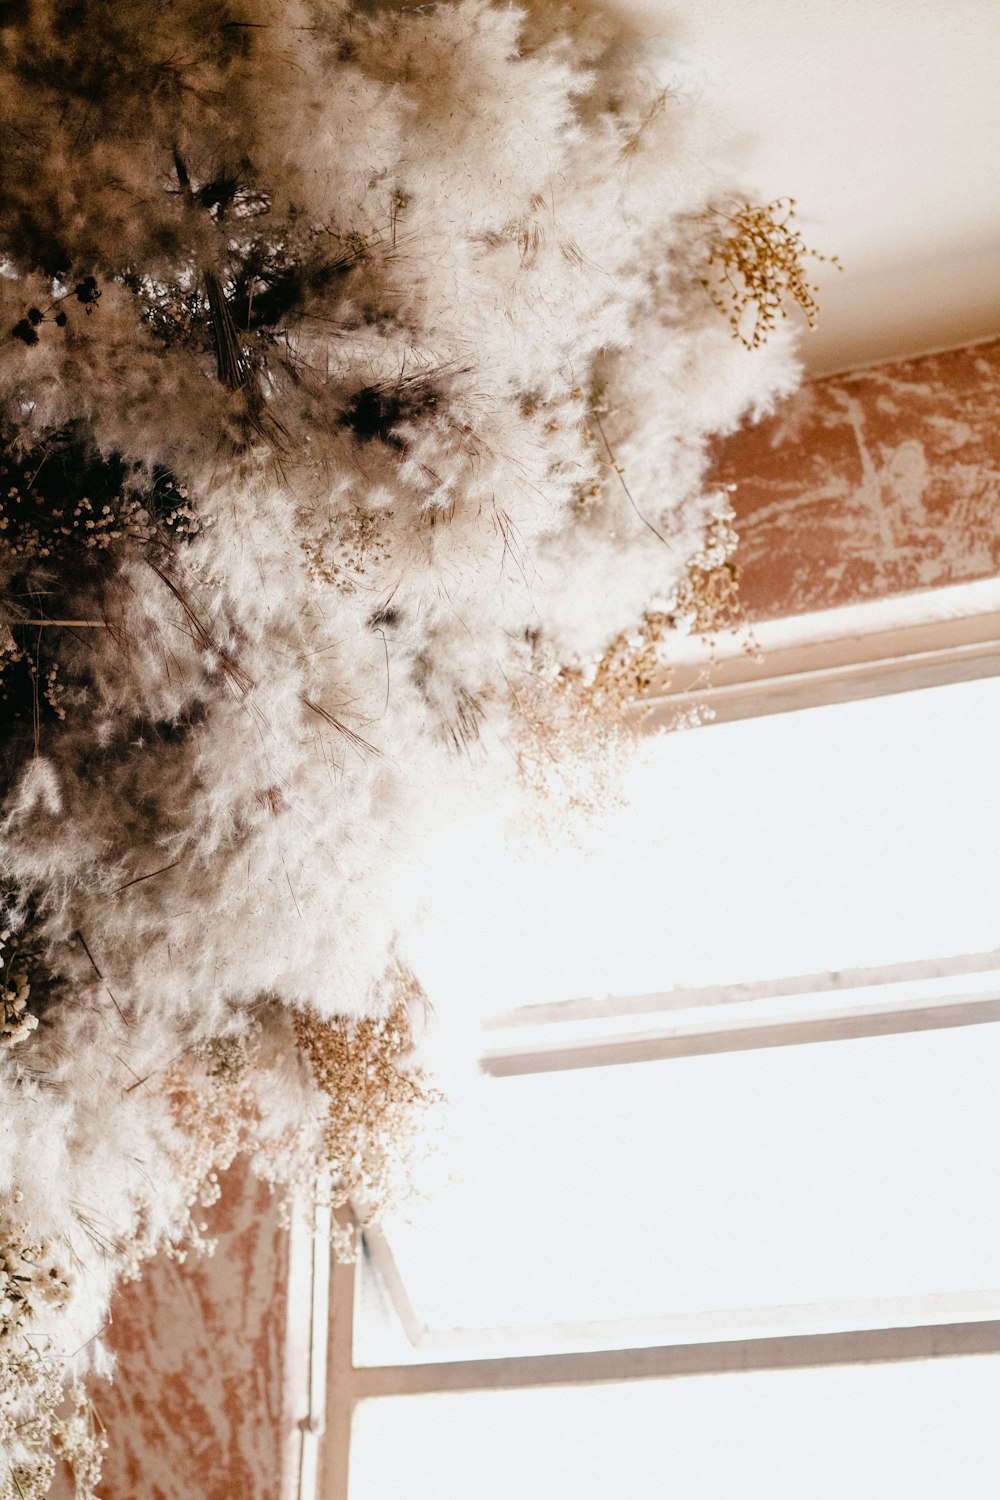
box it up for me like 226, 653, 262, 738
406, 674, 1000, 1014
356, 674, 1000, 1492
351, 1356, 1000, 1499
366, 1023, 1000, 1349
366, 674, 1000, 1345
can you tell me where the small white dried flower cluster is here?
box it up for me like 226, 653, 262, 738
0, 1340, 65, 1500
0, 1220, 101, 1500
0, 472, 200, 565
0, 1369, 105, 1500
670, 700, 717, 731
151, 1016, 310, 1263
49, 1384, 107, 1499
0, 1217, 74, 1345
0, 975, 36, 1048
151, 1069, 257, 1263
304, 507, 395, 593
0, 926, 39, 1048
0, 625, 23, 706
683, 499, 740, 574
700, 197, 841, 350
664, 498, 759, 653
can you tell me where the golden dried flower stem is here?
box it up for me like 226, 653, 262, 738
292, 964, 438, 1232
701, 197, 841, 349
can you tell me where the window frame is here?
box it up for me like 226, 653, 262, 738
301, 587, 1000, 1500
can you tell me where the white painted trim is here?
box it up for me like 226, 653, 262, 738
348, 1319, 1000, 1400
641, 606, 1000, 727
481, 993, 1000, 1075
664, 577, 1000, 663
322, 1230, 357, 1500
352, 1275, 1000, 1364
485, 948, 1000, 1029
294, 1199, 331, 1500
360, 1223, 428, 1350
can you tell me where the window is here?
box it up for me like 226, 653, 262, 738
300, 585, 1000, 1500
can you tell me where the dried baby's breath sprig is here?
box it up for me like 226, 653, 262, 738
0, 992, 36, 1049
578, 501, 759, 702
1, 953, 37, 1048
509, 649, 634, 825
116, 1014, 307, 1276
49, 1384, 107, 1500
138, 1000, 426, 1275
195, 1015, 262, 1084
0, 890, 47, 1049
0, 1218, 102, 1500
514, 598, 684, 815
155, 1040, 263, 1262
0, 428, 202, 756
0, 1222, 75, 1342
667, 504, 760, 656
701, 197, 841, 349
0, 1367, 106, 1500
0, 434, 199, 576
301, 505, 393, 593
0, 1341, 64, 1500
513, 500, 761, 799
292, 964, 440, 1257
562, 504, 758, 740
578, 611, 673, 716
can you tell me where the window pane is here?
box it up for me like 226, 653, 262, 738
406, 676, 1000, 1011
363, 1026, 1000, 1354
349, 1357, 1000, 1500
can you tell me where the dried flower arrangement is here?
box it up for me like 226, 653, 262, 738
0, 0, 812, 1486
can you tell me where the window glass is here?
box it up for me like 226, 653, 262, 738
350, 1356, 1000, 1500
407, 676, 1000, 1013
361, 1025, 1000, 1356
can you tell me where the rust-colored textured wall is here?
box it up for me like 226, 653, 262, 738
710, 340, 1000, 619
91, 1161, 305, 1500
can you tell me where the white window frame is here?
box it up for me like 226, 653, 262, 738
298, 584, 1000, 1500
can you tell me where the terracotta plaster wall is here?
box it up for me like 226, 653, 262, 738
709, 340, 1000, 619
89, 1160, 305, 1500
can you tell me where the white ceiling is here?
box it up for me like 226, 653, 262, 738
621, 0, 1000, 374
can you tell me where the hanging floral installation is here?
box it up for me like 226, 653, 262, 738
0, 0, 827, 1489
